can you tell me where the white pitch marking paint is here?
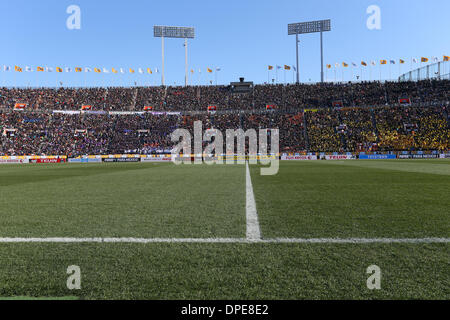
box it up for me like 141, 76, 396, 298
0, 238, 448, 244
245, 161, 262, 240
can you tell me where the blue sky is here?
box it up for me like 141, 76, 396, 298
0, 0, 449, 87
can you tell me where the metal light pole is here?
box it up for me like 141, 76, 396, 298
295, 34, 299, 83
161, 35, 165, 86
288, 19, 331, 84
185, 38, 188, 86
154, 26, 195, 87
320, 31, 324, 83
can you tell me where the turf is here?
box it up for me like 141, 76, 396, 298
251, 160, 450, 238
0, 160, 448, 299
0, 163, 246, 238
0, 243, 448, 299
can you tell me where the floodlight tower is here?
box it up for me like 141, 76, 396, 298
154, 26, 195, 86
288, 19, 331, 83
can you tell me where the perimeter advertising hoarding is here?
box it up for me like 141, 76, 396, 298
29, 158, 67, 163
359, 154, 397, 160
102, 158, 141, 163
141, 157, 172, 162
68, 158, 102, 163
324, 155, 356, 160
0, 159, 29, 164
281, 155, 318, 161
400, 154, 439, 159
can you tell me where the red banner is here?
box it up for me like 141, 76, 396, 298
30, 158, 67, 164
14, 103, 27, 110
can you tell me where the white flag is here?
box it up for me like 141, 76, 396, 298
103, 68, 109, 73
154, 68, 159, 73
120, 68, 125, 74
25, 66, 33, 72
371, 61, 376, 66
85, 67, 92, 73
216, 67, 221, 71
138, 68, 144, 74
46, 66, 53, 72
4, 65, 11, 71
335, 63, 339, 68
432, 57, 439, 62
352, 62, 357, 67
65, 67, 72, 72
412, 58, 418, 63
198, 69, 201, 74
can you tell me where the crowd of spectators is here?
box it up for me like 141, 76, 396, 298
1, 79, 448, 112
1, 105, 448, 156
0, 80, 448, 155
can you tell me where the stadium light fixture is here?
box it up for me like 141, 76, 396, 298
154, 26, 195, 87
288, 19, 331, 83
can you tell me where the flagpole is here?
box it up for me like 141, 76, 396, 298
379, 64, 381, 82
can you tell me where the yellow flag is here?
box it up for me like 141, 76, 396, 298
421, 57, 428, 62
94, 68, 101, 73
37, 66, 44, 72
112, 68, 118, 74
399, 59, 405, 64
361, 61, 367, 66
56, 67, 63, 72
190, 69, 194, 74
380, 60, 387, 65
75, 67, 82, 72
284, 65, 291, 70
268, 65, 273, 70
15, 66, 23, 72
342, 62, 348, 67
207, 68, 212, 73
129, 68, 135, 73
147, 68, 152, 74
444, 56, 450, 62
326, 64, 331, 69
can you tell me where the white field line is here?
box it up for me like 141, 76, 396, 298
0, 237, 449, 244
245, 161, 262, 240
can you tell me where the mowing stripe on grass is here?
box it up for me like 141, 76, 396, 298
0, 237, 448, 244
246, 162, 261, 240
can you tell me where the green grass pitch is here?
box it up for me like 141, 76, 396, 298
0, 160, 448, 299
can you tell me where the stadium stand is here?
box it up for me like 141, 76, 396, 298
0, 80, 449, 155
